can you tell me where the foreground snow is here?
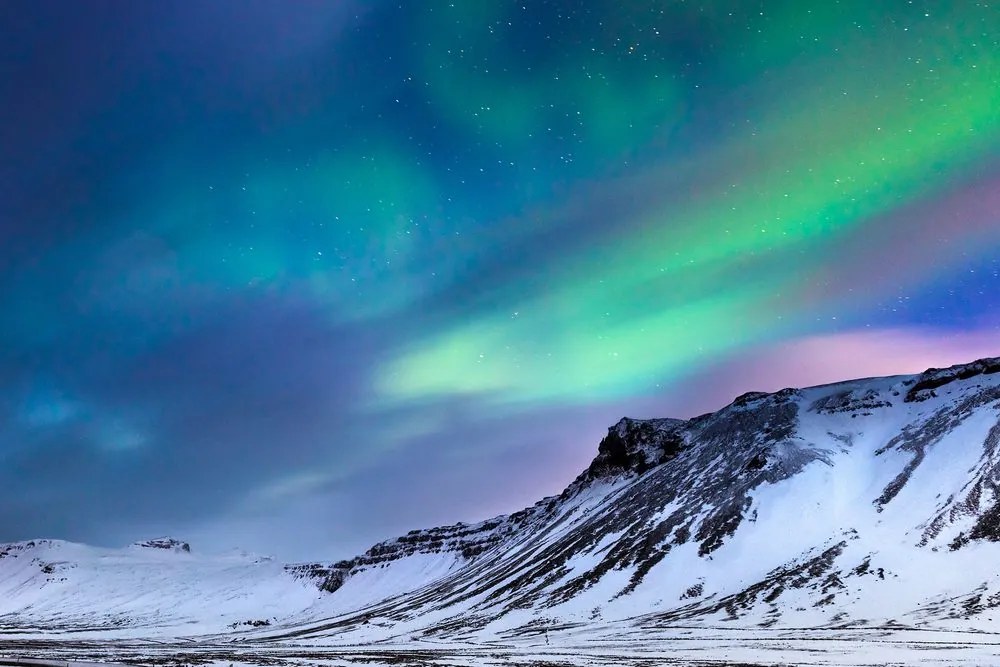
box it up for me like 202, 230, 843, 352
4, 625, 1000, 666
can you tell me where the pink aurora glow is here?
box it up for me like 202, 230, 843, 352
665, 327, 1000, 418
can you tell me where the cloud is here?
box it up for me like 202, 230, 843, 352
0, 294, 384, 550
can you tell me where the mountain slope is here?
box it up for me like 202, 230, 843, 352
0, 538, 322, 634
281, 357, 1000, 641
3, 358, 1000, 642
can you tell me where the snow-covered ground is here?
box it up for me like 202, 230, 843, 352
5, 626, 1000, 666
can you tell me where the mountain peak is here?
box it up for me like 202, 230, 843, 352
131, 537, 191, 553
905, 356, 1000, 402
586, 416, 687, 479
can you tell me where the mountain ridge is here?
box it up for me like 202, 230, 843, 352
288, 357, 1000, 599
3, 356, 1000, 642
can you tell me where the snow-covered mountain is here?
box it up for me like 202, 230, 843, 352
0, 538, 320, 634
4, 357, 1000, 643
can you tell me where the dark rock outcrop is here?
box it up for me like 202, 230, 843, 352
132, 538, 191, 553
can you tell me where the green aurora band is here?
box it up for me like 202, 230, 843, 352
41, 1, 997, 406
376, 2, 1000, 404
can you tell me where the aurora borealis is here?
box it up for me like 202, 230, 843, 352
1, 1, 998, 558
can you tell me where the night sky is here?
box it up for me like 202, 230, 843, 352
1, 1, 998, 560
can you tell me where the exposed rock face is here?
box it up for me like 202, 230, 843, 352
585, 417, 687, 478
904, 357, 1000, 402
285, 562, 349, 593
0, 539, 61, 559
132, 537, 192, 553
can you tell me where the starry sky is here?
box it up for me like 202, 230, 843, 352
1, 1, 998, 560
